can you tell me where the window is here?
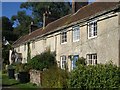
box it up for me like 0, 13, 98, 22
60, 56, 67, 69
73, 26, 80, 42
87, 54, 97, 65
24, 44, 26, 51
72, 55, 79, 70
32, 41, 35, 49
88, 20, 97, 39
61, 31, 67, 44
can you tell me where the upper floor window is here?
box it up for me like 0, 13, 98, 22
61, 31, 67, 44
88, 20, 97, 39
87, 53, 97, 65
60, 56, 67, 69
32, 41, 35, 49
73, 26, 80, 42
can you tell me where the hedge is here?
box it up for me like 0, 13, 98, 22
42, 66, 69, 88
68, 63, 120, 88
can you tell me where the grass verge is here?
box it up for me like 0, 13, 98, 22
2, 73, 40, 89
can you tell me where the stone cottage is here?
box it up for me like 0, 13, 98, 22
9, 2, 120, 71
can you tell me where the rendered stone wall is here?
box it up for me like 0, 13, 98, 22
29, 69, 42, 86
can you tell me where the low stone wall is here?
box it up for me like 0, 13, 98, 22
29, 69, 42, 86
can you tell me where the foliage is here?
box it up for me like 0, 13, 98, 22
27, 42, 31, 61
68, 63, 120, 88
2, 63, 7, 74
7, 64, 15, 69
2, 16, 13, 31
1, 16, 18, 42
2, 16, 18, 65
2, 44, 12, 64
42, 66, 69, 88
14, 63, 30, 73
11, 11, 33, 36
20, 2, 71, 26
76, 57, 86, 66
28, 50, 56, 71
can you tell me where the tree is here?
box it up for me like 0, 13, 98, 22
20, 2, 71, 26
2, 16, 13, 32
1, 16, 18, 64
1, 16, 17, 42
11, 11, 33, 36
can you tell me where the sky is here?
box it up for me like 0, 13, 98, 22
2, 2, 32, 19
1, 0, 96, 19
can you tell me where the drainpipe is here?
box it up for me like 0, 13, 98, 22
118, 12, 120, 66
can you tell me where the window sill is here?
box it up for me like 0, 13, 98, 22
73, 39, 79, 42
61, 42, 67, 45
88, 36, 97, 39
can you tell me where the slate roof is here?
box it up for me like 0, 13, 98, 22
13, 2, 119, 47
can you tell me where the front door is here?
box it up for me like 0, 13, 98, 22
72, 55, 79, 70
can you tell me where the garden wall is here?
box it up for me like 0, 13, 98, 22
29, 69, 42, 86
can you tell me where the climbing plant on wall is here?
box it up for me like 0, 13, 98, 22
27, 42, 31, 61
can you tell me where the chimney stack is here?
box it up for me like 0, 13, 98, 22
43, 7, 56, 29
29, 21, 38, 34
72, 0, 88, 14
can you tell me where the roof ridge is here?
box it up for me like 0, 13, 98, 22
73, 2, 96, 16
29, 27, 43, 35
44, 14, 71, 28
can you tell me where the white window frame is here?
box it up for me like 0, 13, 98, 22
60, 56, 67, 69
72, 26, 80, 42
88, 20, 97, 39
87, 53, 97, 65
61, 31, 67, 44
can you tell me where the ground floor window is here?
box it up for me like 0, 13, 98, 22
60, 56, 67, 69
87, 53, 97, 65
72, 55, 79, 70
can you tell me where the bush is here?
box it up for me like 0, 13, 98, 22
68, 63, 120, 88
76, 57, 86, 66
2, 63, 7, 74
28, 50, 56, 71
42, 66, 69, 88
13, 63, 30, 73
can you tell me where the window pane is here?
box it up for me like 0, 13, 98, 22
95, 59, 97, 64
87, 54, 97, 65
61, 31, 67, 43
61, 56, 66, 69
73, 27, 80, 42
88, 20, 97, 38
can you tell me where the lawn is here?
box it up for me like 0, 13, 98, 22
2, 73, 40, 89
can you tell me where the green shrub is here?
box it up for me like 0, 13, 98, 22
28, 50, 56, 71
42, 66, 69, 88
68, 63, 120, 88
76, 57, 86, 66
2, 63, 7, 74
14, 63, 30, 73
